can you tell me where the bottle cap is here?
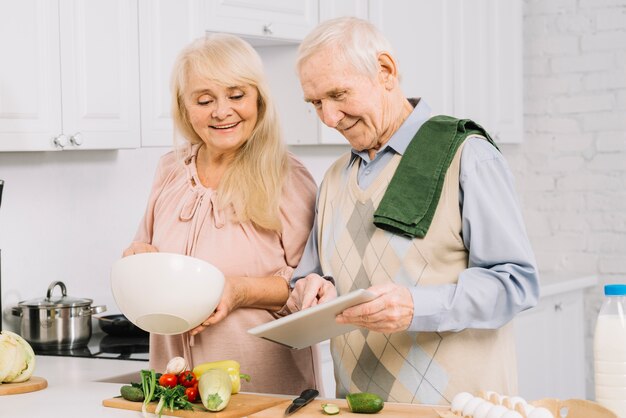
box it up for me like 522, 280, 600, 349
605, 284, 626, 296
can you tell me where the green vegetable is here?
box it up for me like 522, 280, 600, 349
120, 385, 144, 402
346, 393, 384, 414
0, 331, 36, 383
138, 369, 193, 418
198, 368, 232, 412
322, 403, 341, 415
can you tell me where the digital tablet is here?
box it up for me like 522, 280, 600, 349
247, 289, 376, 349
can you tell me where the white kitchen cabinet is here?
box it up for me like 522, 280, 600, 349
367, 0, 523, 144
0, 0, 62, 151
205, 0, 318, 43
0, 0, 140, 151
138, 0, 205, 147
514, 275, 597, 401
451, 0, 523, 143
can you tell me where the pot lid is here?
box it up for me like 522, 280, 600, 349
18, 281, 93, 308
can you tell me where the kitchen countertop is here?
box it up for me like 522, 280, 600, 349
538, 274, 597, 298
2, 355, 147, 418
4, 355, 448, 418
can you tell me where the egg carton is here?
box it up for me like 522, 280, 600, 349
437, 391, 618, 418
531, 398, 617, 418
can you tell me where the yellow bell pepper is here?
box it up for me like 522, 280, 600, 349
192, 360, 250, 394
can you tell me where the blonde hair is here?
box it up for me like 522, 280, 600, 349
296, 17, 395, 79
170, 33, 288, 231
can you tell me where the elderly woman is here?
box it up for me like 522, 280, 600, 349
123, 34, 318, 395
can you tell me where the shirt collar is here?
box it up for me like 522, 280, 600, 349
350, 98, 432, 164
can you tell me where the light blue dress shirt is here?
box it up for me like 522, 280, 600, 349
291, 99, 540, 332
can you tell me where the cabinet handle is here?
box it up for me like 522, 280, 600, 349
554, 302, 562, 312
69, 132, 83, 146
263, 23, 273, 35
53, 134, 68, 149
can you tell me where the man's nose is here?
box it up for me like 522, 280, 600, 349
320, 102, 343, 129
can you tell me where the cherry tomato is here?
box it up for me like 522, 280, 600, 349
185, 386, 199, 403
158, 373, 178, 389
178, 370, 197, 388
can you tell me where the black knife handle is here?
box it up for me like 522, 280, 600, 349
293, 388, 319, 405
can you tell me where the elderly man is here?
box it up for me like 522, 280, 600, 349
287, 17, 539, 405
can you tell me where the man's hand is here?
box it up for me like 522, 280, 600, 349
336, 283, 413, 333
285, 273, 337, 312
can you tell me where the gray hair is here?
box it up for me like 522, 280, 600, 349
296, 17, 395, 79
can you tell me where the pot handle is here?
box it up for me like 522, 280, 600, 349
11, 307, 22, 317
46, 281, 67, 300
82, 305, 107, 316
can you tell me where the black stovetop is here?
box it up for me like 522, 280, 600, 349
33, 331, 149, 361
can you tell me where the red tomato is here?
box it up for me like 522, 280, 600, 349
178, 370, 197, 388
158, 373, 178, 388
185, 386, 199, 403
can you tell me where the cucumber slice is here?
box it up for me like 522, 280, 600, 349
322, 403, 340, 415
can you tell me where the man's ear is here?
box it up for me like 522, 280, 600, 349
377, 52, 398, 90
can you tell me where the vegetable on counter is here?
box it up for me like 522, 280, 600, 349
164, 356, 188, 375
178, 370, 197, 388
120, 385, 144, 402
193, 359, 250, 394
0, 330, 36, 384
139, 369, 194, 418
198, 368, 232, 412
322, 403, 341, 415
158, 373, 179, 389
346, 392, 385, 414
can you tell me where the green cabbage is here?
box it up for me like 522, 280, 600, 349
0, 331, 35, 383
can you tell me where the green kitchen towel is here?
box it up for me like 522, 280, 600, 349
373, 115, 499, 238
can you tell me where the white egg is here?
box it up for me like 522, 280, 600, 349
518, 403, 536, 416
462, 397, 486, 416
451, 392, 474, 413
506, 396, 527, 409
486, 405, 509, 418
480, 390, 498, 400
501, 411, 523, 418
473, 401, 495, 418
528, 407, 554, 418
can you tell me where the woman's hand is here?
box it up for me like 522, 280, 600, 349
285, 274, 337, 313
122, 241, 158, 257
190, 277, 244, 336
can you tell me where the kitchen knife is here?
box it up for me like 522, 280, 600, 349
284, 388, 319, 416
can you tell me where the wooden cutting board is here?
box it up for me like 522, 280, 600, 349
249, 398, 450, 417
0, 376, 48, 395
103, 393, 288, 417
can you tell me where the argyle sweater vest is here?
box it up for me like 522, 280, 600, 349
316, 141, 517, 405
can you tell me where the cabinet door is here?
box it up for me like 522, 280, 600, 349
59, 0, 140, 150
515, 291, 587, 400
451, 0, 523, 143
368, 0, 456, 117
0, 0, 62, 151
205, 0, 318, 42
139, 0, 205, 147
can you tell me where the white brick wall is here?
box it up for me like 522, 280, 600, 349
513, 0, 626, 399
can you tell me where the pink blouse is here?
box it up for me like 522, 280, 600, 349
133, 144, 318, 395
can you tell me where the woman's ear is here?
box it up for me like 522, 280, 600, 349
377, 52, 399, 90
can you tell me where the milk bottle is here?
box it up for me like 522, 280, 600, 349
594, 284, 626, 418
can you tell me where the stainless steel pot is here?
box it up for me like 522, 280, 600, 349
11, 281, 106, 349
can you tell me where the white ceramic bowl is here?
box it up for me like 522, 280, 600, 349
111, 253, 225, 335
